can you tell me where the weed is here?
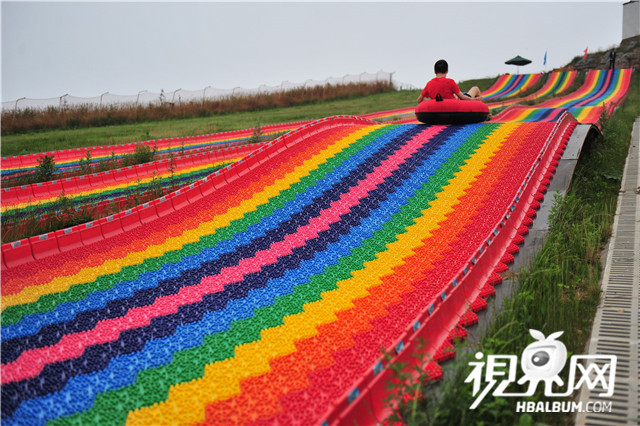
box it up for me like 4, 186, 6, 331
249, 118, 263, 144
149, 171, 163, 198
0, 189, 95, 244
168, 151, 177, 190
383, 339, 436, 426
132, 142, 155, 165
78, 150, 93, 175
597, 102, 613, 129
35, 154, 56, 183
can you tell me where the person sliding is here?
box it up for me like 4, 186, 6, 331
415, 59, 490, 125
417, 59, 484, 104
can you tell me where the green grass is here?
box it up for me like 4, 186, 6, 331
384, 70, 640, 425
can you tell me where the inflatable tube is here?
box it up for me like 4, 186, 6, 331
415, 99, 489, 125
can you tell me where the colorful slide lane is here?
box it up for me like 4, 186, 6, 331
1, 147, 256, 223
1, 112, 577, 425
0, 123, 297, 179
481, 73, 542, 100
493, 68, 633, 124
536, 70, 578, 97
538, 68, 632, 108
487, 70, 578, 109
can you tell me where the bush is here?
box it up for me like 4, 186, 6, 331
132, 141, 156, 165
35, 154, 56, 182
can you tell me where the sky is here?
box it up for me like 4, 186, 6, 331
0, 1, 626, 104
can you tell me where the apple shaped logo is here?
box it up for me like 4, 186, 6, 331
517, 329, 567, 391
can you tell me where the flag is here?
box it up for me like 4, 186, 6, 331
543, 51, 547, 66
583, 47, 588, 59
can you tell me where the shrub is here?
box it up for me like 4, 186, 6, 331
132, 141, 156, 165
35, 154, 56, 182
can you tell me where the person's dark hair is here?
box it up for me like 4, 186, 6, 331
434, 59, 448, 74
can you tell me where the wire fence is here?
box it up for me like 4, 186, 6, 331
2, 71, 395, 112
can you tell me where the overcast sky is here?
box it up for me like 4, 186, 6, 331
1, 1, 625, 103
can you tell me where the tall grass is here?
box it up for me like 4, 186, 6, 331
384, 69, 640, 425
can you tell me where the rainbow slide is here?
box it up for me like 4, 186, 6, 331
487, 70, 578, 109
353, 71, 579, 121
481, 73, 542, 101
0, 68, 634, 425
492, 68, 633, 124
529, 70, 578, 98
1, 146, 259, 225
1, 113, 577, 425
0, 122, 300, 179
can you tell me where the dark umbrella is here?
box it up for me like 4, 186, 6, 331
505, 55, 532, 74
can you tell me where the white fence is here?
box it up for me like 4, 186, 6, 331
2, 71, 395, 112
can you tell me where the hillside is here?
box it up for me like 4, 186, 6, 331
568, 35, 640, 70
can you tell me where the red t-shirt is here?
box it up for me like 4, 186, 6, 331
421, 77, 460, 99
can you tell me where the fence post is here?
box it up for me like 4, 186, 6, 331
14, 97, 25, 113
203, 86, 211, 104
136, 90, 147, 106
172, 89, 181, 103
59, 94, 68, 110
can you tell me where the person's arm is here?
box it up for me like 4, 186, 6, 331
417, 84, 431, 103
